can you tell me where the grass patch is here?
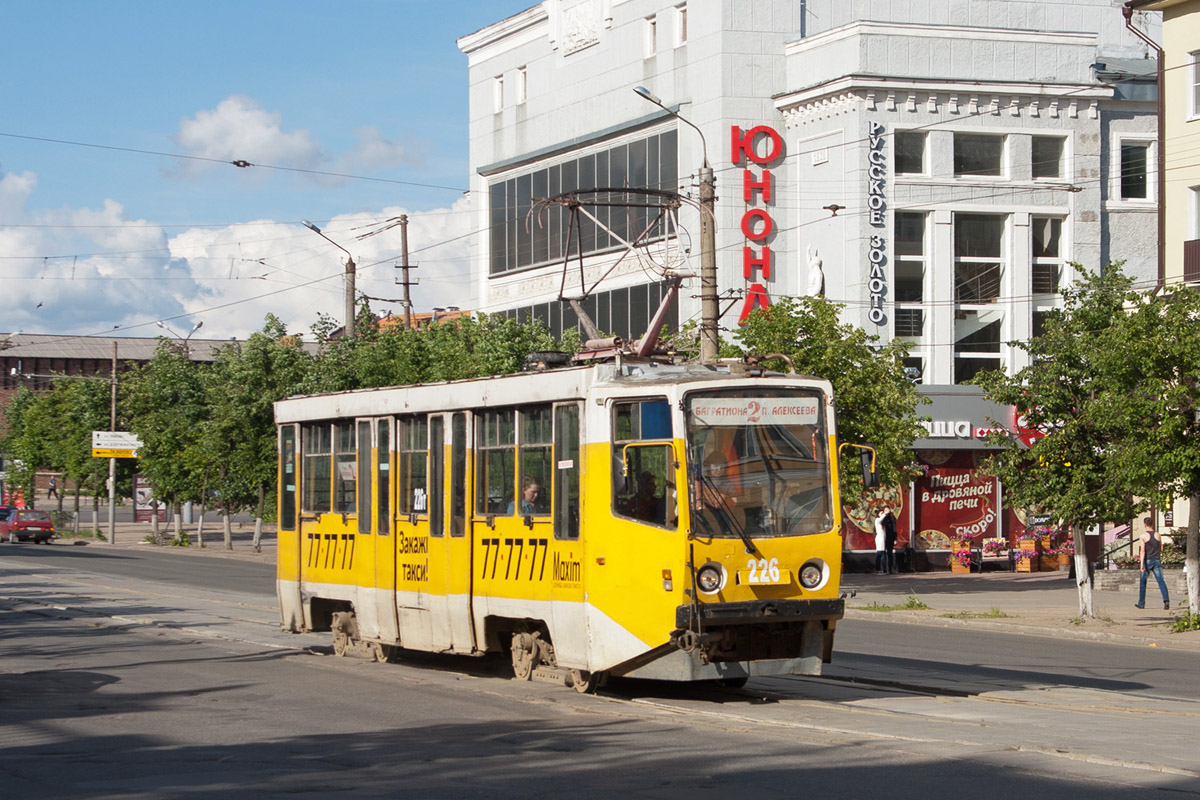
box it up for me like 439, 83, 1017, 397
54, 528, 105, 541
940, 607, 1010, 619
857, 596, 930, 612
1170, 612, 1200, 633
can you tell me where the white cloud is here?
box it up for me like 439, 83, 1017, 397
173, 95, 323, 173
339, 125, 422, 172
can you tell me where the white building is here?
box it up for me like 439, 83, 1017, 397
458, 0, 1160, 559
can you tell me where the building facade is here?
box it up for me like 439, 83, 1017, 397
458, 0, 1161, 564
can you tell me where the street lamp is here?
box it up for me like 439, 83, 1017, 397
634, 86, 718, 363
302, 220, 358, 335
156, 320, 203, 356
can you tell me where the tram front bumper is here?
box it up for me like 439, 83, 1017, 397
674, 597, 844, 629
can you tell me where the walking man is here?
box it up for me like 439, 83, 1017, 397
47, 476, 57, 499
1135, 517, 1170, 611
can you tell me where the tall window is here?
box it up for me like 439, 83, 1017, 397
1119, 140, 1152, 201
334, 421, 356, 514
894, 212, 926, 339
489, 130, 677, 275
675, 4, 687, 46
476, 410, 515, 515
397, 416, 428, 515
554, 404, 581, 540
954, 133, 1005, 177
302, 422, 332, 513
1031, 217, 1064, 295
493, 75, 504, 113
954, 214, 1005, 384
1032, 136, 1065, 179
516, 67, 527, 105
894, 131, 926, 175
1191, 51, 1200, 118
954, 214, 1004, 303
518, 406, 553, 516
645, 15, 657, 57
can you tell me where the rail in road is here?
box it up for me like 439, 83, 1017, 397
2, 548, 1198, 795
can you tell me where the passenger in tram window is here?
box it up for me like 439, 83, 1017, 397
625, 470, 665, 524
508, 477, 541, 515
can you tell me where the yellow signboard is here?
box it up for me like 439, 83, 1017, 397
92, 448, 137, 458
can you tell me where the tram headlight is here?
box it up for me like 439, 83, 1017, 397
799, 561, 824, 590
696, 563, 725, 594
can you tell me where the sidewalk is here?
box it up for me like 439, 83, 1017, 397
842, 570, 1200, 652
55, 516, 276, 560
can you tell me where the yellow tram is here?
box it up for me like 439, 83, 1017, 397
275, 357, 854, 690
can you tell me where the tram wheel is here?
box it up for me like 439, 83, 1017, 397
569, 669, 599, 694
511, 632, 537, 680
719, 676, 749, 689
331, 611, 355, 658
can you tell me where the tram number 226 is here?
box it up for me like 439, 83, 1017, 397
745, 557, 782, 585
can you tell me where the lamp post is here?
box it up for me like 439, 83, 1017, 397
302, 220, 358, 335
155, 320, 203, 357
634, 86, 718, 363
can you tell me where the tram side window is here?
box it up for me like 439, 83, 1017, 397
302, 422, 332, 513
357, 420, 372, 534
519, 405, 553, 516
611, 398, 674, 524
398, 416, 428, 514
476, 410, 515, 515
334, 421, 356, 514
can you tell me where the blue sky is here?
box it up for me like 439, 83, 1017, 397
1, 0, 534, 340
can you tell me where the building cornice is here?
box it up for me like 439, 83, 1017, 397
783, 19, 1098, 55
776, 75, 1113, 125
457, 4, 547, 58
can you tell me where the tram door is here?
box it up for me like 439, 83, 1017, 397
427, 413, 476, 652
277, 425, 303, 629
370, 417, 399, 643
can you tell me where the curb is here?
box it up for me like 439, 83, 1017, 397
843, 608, 1200, 652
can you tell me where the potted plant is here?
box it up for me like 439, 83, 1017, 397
1057, 537, 1074, 568
1013, 546, 1038, 572
982, 538, 1005, 557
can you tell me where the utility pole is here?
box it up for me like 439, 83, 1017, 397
698, 162, 718, 363
108, 341, 117, 544
398, 215, 417, 329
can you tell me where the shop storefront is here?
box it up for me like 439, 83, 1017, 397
842, 386, 1027, 571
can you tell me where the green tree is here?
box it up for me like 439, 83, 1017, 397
1099, 284, 1200, 614
976, 266, 1142, 618
124, 341, 212, 540
202, 316, 312, 549
732, 296, 927, 489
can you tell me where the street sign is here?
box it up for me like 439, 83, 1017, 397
92, 431, 142, 458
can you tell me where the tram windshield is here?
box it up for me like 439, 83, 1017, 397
686, 389, 832, 538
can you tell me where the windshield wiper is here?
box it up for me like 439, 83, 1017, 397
696, 473, 761, 557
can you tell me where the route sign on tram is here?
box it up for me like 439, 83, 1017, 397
92, 431, 143, 458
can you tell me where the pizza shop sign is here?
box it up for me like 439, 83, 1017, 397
920, 420, 1008, 440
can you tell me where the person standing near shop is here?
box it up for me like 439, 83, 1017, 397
882, 507, 899, 573
873, 507, 890, 575
1135, 517, 1170, 610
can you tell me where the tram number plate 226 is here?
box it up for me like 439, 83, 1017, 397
736, 557, 790, 586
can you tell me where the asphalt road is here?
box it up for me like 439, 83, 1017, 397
4, 544, 1200, 797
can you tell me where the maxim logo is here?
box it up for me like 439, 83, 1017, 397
552, 553, 581, 584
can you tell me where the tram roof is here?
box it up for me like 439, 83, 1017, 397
274, 359, 832, 423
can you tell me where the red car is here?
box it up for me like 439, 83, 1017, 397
1, 509, 55, 543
